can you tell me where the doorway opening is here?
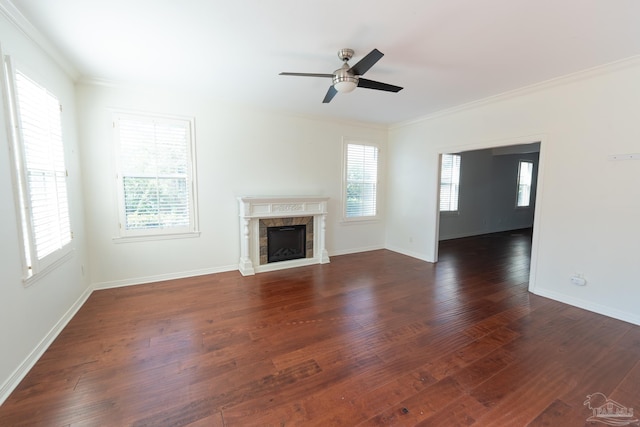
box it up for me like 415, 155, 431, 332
435, 141, 542, 288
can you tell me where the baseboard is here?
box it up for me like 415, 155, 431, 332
1, 265, 239, 404
384, 244, 432, 262
329, 245, 385, 257
0, 284, 94, 406
531, 288, 640, 326
92, 265, 238, 290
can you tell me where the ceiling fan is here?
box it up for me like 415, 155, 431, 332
280, 48, 403, 103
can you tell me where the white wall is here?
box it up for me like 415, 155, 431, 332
0, 13, 90, 401
76, 83, 388, 287
386, 59, 640, 325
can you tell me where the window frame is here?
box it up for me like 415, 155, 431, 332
2, 55, 73, 284
516, 159, 534, 208
439, 153, 461, 213
342, 139, 380, 222
113, 111, 199, 241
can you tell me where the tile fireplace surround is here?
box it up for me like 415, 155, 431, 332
237, 196, 330, 275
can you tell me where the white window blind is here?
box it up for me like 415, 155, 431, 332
115, 114, 195, 235
12, 69, 71, 271
345, 143, 378, 218
516, 160, 534, 207
440, 153, 461, 212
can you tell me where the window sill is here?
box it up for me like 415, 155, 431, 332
23, 248, 74, 288
113, 231, 201, 244
340, 217, 381, 225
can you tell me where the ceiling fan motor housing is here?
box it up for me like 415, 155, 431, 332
333, 63, 358, 93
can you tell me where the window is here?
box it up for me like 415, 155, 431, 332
114, 112, 197, 238
516, 160, 534, 207
4, 59, 72, 281
344, 142, 379, 219
440, 153, 461, 212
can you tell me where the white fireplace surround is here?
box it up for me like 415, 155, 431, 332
237, 196, 330, 275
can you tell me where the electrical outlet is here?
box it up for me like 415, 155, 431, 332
570, 274, 586, 286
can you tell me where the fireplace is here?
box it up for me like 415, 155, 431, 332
260, 216, 313, 265
267, 225, 306, 263
238, 196, 330, 275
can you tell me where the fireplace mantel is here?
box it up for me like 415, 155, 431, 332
237, 196, 330, 275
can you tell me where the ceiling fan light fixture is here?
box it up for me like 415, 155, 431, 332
333, 65, 358, 93
334, 78, 357, 93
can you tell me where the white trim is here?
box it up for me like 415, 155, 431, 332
0, 284, 93, 406
92, 265, 237, 290
79, 78, 388, 130
0, 0, 79, 80
526, 137, 548, 296
435, 133, 548, 157
391, 55, 640, 130
107, 107, 195, 123
1, 48, 31, 281
531, 288, 640, 327
22, 247, 73, 287
330, 244, 385, 257
112, 231, 200, 244
340, 216, 381, 224
3, 54, 31, 279
338, 218, 382, 226
384, 245, 430, 262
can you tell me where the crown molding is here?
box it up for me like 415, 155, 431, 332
77, 76, 389, 131
0, 0, 79, 80
391, 55, 640, 130
77, 75, 122, 88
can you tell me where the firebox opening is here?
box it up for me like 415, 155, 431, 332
267, 225, 306, 263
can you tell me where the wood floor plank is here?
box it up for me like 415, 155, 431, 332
2, 228, 639, 426
527, 398, 574, 427
414, 393, 489, 427
471, 361, 574, 426
357, 376, 465, 426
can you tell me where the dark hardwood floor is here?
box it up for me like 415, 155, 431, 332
1, 229, 639, 426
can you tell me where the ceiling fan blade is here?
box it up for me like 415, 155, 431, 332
348, 49, 384, 76
322, 85, 338, 103
279, 72, 334, 78
357, 78, 403, 92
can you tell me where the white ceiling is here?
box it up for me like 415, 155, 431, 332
7, 0, 640, 125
